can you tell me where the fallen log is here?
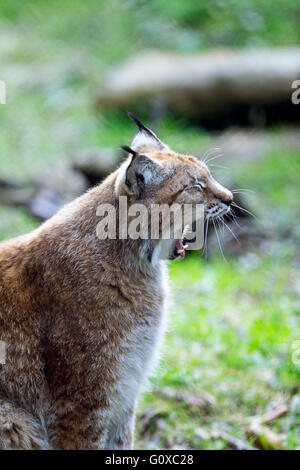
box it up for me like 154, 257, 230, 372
97, 47, 300, 127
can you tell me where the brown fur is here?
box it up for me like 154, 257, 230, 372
0, 120, 232, 449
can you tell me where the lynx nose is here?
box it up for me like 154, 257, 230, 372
224, 191, 233, 206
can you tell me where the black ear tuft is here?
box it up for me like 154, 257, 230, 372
121, 145, 137, 157
127, 112, 150, 133
128, 112, 169, 152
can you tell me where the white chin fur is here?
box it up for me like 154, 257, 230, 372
150, 239, 176, 263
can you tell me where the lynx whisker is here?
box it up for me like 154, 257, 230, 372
205, 153, 223, 165
231, 189, 255, 195
227, 209, 242, 229
201, 147, 221, 164
231, 201, 256, 219
219, 216, 240, 244
213, 218, 227, 262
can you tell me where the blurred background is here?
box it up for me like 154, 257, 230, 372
0, 0, 299, 449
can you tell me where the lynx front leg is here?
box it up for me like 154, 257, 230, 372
51, 399, 109, 450
106, 407, 135, 450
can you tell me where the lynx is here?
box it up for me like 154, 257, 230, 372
0, 114, 232, 449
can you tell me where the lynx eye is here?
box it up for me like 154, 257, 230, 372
185, 181, 206, 191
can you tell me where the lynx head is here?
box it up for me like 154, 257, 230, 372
115, 113, 233, 260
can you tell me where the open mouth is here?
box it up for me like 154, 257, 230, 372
169, 205, 231, 260
171, 239, 188, 260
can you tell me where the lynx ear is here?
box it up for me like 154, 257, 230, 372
121, 145, 164, 195
128, 112, 169, 153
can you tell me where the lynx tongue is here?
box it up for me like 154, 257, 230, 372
175, 240, 186, 259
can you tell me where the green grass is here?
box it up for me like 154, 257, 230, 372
140, 244, 300, 449
0, 0, 299, 450
137, 252, 300, 449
